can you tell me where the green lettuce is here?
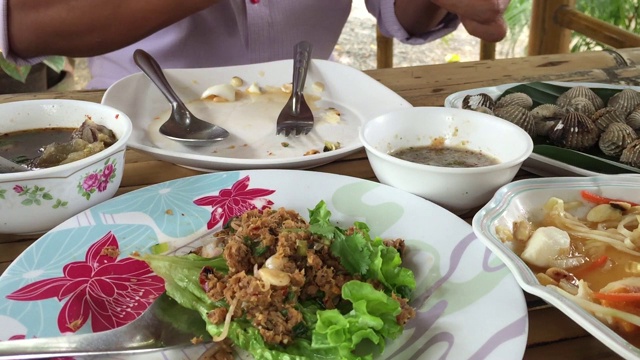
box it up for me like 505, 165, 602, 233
312, 281, 404, 360
138, 200, 416, 359
308, 201, 416, 296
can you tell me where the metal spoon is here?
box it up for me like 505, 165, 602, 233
0, 292, 213, 359
133, 49, 229, 146
0, 155, 30, 173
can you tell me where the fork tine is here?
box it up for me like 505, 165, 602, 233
303, 127, 311, 135
284, 128, 292, 137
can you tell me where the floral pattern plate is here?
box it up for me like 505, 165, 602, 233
0, 170, 527, 359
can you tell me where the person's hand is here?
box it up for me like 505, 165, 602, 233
434, 0, 510, 42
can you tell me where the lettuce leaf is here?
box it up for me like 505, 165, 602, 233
308, 201, 415, 296
138, 253, 228, 315
139, 200, 416, 359
312, 281, 404, 359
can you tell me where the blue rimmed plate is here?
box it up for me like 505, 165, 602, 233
1, 170, 527, 359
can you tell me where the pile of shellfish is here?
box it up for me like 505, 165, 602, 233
462, 86, 640, 168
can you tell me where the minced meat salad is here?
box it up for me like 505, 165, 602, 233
141, 201, 416, 360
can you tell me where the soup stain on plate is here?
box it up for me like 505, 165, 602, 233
146, 82, 359, 161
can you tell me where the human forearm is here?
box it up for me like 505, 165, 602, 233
393, 0, 449, 36
6, 0, 217, 58
393, 0, 510, 43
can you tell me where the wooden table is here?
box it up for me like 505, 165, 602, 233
3, 48, 640, 359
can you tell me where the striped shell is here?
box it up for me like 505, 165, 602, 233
626, 106, 640, 130
556, 86, 605, 110
462, 93, 495, 111
530, 104, 566, 121
592, 107, 626, 131
530, 104, 566, 136
608, 88, 640, 116
548, 112, 600, 150
598, 122, 638, 157
495, 92, 533, 110
620, 139, 640, 168
493, 105, 536, 137
564, 97, 596, 117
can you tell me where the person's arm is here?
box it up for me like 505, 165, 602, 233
394, 0, 509, 42
5, 0, 218, 58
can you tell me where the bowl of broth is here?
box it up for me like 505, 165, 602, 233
0, 99, 132, 234
359, 106, 533, 214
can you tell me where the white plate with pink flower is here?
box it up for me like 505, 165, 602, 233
0, 170, 528, 359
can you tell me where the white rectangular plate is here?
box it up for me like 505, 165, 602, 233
101, 60, 411, 171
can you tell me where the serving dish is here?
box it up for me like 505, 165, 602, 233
0, 170, 527, 359
101, 60, 411, 171
444, 81, 640, 177
472, 175, 640, 359
0, 99, 132, 234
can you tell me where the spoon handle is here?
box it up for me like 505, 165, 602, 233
133, 49, 189, 112
291, 41, 312, 115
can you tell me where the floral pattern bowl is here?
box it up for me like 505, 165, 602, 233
0, 100, 132, 235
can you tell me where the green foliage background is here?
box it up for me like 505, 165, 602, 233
503, 0, 640, 55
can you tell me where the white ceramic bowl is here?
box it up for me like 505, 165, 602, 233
359, 106, 533, 214
0, 100, 132, 234
472, 175, 640, 359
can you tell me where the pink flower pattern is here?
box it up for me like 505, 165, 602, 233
13, 185, 24, 193
6, 231, 164, 334
193, 175, 276, 229
77, 159, 117, 200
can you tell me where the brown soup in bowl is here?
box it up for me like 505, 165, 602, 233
390, 145, 500, 168
0, 118, 117, 169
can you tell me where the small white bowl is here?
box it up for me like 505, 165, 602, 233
0, 100, 132, 234
359, 106, 533, 214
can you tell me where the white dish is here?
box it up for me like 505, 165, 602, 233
473, 175, 640, 359
0, 170, 527, 359
444, 81, 640, 177
101, 60, 411, 171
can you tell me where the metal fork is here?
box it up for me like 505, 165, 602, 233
276, 41, 314, 136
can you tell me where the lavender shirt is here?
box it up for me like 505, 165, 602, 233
1, 0, 459, 89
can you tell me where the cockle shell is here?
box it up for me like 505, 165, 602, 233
548, 112, 600, 150
608, 88, 640, 117
529, 104, 564, 137
626, 106, 640, 130
493, 105, 536, 137
495, 92, 533, 110
530, 104, 566, 121
462, 93, 495, 111
592, 107, 626, 131
564, 97, 596, 117
598, 122, 638, 157
556, 86, 605, 110
620, 139, 640, 168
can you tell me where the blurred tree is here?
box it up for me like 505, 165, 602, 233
502, 0, 640, 56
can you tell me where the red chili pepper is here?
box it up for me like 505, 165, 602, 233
594, 291, 640, 303
580, 190, 639, 206
576, 255, 609, 278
